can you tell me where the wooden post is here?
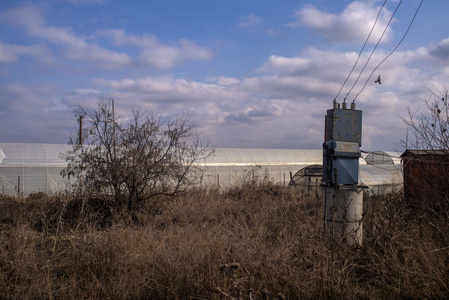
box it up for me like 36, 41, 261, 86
112, 98, 115, 142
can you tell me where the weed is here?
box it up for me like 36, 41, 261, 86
0, 186, 448, 298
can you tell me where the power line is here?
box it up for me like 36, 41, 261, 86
334, 0, 388, 102
344, 0, 403, 102
353, 0, 424, 102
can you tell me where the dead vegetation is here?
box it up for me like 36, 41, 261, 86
0, 182, 448, 299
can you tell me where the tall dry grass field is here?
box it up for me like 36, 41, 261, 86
1, 182, 448, 299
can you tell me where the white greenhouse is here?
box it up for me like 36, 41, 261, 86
0, 143, 72, 196
289, 151, 403, 196
199, 148, 323, 187
0, 143, 403, 196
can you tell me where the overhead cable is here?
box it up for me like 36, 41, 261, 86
353, 0, 424, 102
344, 0, 403, 102
334, 0, 388, 102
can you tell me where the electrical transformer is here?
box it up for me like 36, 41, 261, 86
322, 101, 362, 186
322, 101, 363, 246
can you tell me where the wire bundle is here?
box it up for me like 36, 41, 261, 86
334, 0, 424, 104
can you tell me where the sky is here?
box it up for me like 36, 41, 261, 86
1, 0, 449, 152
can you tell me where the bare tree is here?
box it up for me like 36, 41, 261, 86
401, 87, 449, 210
402, 87, 449, 151
62, 98, 213, 211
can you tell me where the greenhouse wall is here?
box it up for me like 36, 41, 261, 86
200, 164, 307, 187
0, 144, 72, 196
289, 162, 403, 196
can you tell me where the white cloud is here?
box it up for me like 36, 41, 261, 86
0, 41, 49, 62
67, 45, 133, 70
206, 76, 241, 86
0, 5, 47, 29
288, 1, 394, 43
429, 38, 449, 64
1, 4, 213, 70
2, 35, 445, 149
100, 29, 213, 69
0, 43, 17, 62
1, 83, 59, 111
0, 5, 132, 70
0, 83, 75, 143
87, 35, 449, 150
179, 39, 214, 61
238, 14, 264, 28
99, 29, 158, 48
93, 75, 246, 104
1, 2, 448, 150
260, 55, 310, 74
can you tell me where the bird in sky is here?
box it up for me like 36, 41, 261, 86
375, 75, 382, 85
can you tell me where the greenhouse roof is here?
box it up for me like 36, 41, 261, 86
0, 144, 326, 167
363, 151, 402, 165
0, 143, 72, 167
0, 143, 402, 168
203, 148, 323, 166
359, 164, 403, 186
290, 164, 402, 187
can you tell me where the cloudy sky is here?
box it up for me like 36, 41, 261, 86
1, 0, 448, 152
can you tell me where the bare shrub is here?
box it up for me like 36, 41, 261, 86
360, 192, 449, 299
403, 87, 449, 151
62, 98, 212, 212
1, 186, 449, 298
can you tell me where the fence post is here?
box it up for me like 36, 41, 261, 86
17, 176, 20, 198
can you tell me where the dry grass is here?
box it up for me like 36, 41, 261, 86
0, 182, 448, 299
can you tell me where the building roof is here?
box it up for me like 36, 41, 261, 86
401, 149, 449, 158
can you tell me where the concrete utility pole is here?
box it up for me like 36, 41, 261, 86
322, 100, 363, 246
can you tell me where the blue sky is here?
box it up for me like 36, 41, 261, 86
1, 0, 448, 152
